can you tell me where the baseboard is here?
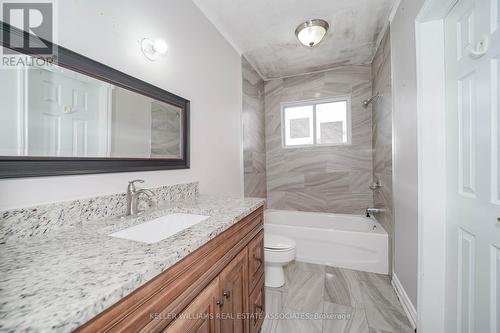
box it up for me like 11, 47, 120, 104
391, 273, 417, 329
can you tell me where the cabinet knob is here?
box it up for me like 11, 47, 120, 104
255, 304, 263, 312
253, 253, 262, 263
223, 290, 231, 299
216, 299, 224, 307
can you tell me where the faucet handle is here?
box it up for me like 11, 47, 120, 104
128, 179, 145, 192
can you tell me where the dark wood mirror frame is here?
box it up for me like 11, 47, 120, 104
0, 22, 190, 179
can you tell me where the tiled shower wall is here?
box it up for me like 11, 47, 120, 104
242, 57, 267, 198
371, 30, 394, 269
264, 66, 374, 214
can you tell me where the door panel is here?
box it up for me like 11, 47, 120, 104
248, 274, 265, 333
457, 8, 474, 60
163, 277, 220, 333
491, 245, 500, 332
42, 114, 61, 156
219, 249, 248, 333
457, 72, 477, 197
494, 55, 500, 204
457, 228, 476, 333
247, 231, 264, 293
445, 0, 500, 332
27, 67, 105, 157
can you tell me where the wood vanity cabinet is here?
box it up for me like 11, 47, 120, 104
219, 250, 248, 333
76, 207, 265, 333
162, 278, 221, 333
248, 275, 265, 333
247, 231, 264, 293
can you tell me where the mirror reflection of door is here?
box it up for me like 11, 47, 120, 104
27, 67, 112, 157
0, 58, 184, 159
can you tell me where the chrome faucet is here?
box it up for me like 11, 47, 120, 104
126, 179, 155, 216
365, 207, 384, 218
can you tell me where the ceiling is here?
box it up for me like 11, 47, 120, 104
192, 0, 395, 80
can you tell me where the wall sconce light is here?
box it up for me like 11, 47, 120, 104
141, 38, 168, 61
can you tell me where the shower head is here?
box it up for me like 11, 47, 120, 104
362, 93, 381, 108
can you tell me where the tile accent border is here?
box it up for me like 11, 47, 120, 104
392, 273, 417, 329
0, 182, 199, 240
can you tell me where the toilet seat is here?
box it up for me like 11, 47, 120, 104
264, 234, 295, 251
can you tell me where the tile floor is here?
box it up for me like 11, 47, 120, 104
261, 261, 414, 333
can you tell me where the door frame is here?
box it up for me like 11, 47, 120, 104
415, 0, 458, 331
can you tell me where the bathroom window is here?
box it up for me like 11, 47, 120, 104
282, 97, 351, 148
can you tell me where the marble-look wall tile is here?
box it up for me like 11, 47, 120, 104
371, 30, 394, 272
243, 56, 267, 198
0, 182, 199, 240
265, 66, 374, 214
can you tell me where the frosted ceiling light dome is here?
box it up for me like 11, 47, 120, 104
295, 19, 330, 47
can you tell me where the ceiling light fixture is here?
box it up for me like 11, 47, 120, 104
295, 19, 330, 48
141, 38, 168, 61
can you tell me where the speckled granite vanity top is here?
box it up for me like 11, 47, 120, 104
0, 195, 265, 332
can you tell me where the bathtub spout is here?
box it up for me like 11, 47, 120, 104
365, 207, 384, 217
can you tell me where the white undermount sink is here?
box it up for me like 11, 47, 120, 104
109, 213, 210, 244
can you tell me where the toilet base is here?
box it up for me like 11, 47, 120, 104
265, 265, 285, 288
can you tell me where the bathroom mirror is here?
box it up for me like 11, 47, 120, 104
0, 22, 189, 178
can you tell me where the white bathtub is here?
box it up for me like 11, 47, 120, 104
264, 209, 389, 274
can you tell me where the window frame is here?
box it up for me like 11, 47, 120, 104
281, 96, 352, 149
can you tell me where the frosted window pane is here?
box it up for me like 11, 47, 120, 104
316, 101, 348, 144
290, 118, 311, 138
284, 105, 313, 146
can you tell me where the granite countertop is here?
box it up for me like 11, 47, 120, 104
0, 196, 265, 333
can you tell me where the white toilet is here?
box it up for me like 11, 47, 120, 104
264, 234, 296, 288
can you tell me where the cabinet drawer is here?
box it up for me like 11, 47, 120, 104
248, 274, 265, 333
247, 231, 264, 293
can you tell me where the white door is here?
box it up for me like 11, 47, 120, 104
445, 0, 500, 332
26, 67, 108, 157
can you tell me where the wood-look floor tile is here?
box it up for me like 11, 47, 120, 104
325, 272, 352, 306
324, 266, 364, 307
368, 328, 397, 333
322, 302, 369, 333
364, 304, 413, 333
275, 308, 322, 333
264, 262, 411, 333
359, 279, 403, 312
265, 288, 286, 314
283, 268, 324, 313
353, 270, 391, 285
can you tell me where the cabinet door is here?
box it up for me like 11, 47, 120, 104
248, 274, 265, 333
247, 231, 264, 293
219, 249, 249, 333
163, 278, 220, 333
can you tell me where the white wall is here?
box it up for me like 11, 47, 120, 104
390, 0, 425, 308
0, 0, 244, 210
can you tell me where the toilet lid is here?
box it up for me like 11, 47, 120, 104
264, 234, 295, 250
